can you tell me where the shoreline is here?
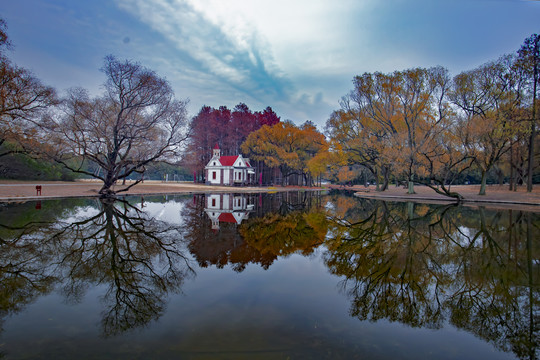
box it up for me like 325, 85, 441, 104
0, 180, 323, 202
0, 180, 538, 211
343, 184, 540, 212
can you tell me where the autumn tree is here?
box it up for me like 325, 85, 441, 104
0, 18, 57, 158
451, 56, 526, 195
414, 116, 475, 199
325, 103, 391, 190
182, 105, 224, 181
43, 55, 189, 197
241, 121, 327, 186
328, 67, 453, 194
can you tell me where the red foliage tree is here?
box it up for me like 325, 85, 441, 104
183, 103, 280, 181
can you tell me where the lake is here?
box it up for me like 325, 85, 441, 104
0, 191, 538, 359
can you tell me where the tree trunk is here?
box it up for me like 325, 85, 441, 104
381, 167, 389, 191
407, 172, 415, 194
527, 42, 538, 193
479, 170, 488, 195
408, 180, 415, 194
509, 144, 514, 191
527, 106, 536, 192
99, 171, 116, 197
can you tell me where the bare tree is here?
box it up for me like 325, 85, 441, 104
0, 18, 57, 157
44, 55, 189, 197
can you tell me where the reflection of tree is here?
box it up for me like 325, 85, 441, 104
324, 198, 540, 359
239, 210, 327, 258
445, 209, 540, 360
48, 198, 193, 336
0, 220, 57, 341
0, 200, 81, 339
183, 192, 327, 271
0, 198, 193, 338
324, 200, 450, 329
183, 195, 276, 272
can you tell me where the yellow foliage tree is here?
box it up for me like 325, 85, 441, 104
241, 120, 328, 186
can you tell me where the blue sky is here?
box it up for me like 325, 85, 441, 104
2, 0, 539, 128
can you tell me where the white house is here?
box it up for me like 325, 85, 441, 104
205, 144, 255, 186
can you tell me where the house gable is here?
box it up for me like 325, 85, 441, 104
207, 158, 222, 167
206, 154, 251, 169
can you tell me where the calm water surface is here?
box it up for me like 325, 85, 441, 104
0, 191, 538, 359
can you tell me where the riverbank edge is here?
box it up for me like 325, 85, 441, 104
0, 184, 326, 202
354, 192, 540, 207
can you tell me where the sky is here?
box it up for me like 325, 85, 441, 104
1, 0, 539, 129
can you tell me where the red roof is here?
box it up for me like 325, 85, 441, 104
218, 213, 237, 223
219, 155, 240, 166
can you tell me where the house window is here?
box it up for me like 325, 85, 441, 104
212, 171, 216, 180
212, 198, 216, 207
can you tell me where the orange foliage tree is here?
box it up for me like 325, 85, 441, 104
328, 67, 453, 194
241, 120, 328, 186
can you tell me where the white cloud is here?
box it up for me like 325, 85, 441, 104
116, 0, 256, 84
182, 0, 370, 75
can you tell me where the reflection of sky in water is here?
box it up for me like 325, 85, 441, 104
137, 199, 186, 225
3, 250, 514, 359
0, 194, 533, 359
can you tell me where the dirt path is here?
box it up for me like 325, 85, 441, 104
0, 180, 311, 201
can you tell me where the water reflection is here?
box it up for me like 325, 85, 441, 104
204, 193, 255, 230
323, 195, 540, 359
0, 198, 193, 338
0, 192, 539, 359
183, 192, 326, 271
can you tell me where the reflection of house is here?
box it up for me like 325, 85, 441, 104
205, 193, 255, 230
205, 144, 255, 186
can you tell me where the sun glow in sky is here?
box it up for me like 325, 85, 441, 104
2, 0, 539, 128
